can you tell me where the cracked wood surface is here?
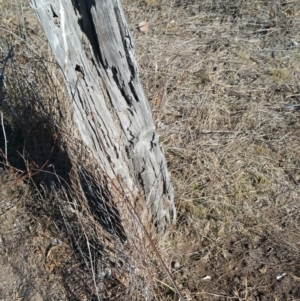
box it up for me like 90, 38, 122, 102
30, 0, 175, 231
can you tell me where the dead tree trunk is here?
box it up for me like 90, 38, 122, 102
30, 0, 175, 232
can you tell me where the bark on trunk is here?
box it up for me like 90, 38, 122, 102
30, 0, 175, 231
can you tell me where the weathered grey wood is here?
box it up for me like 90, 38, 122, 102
30, 0, 175, 231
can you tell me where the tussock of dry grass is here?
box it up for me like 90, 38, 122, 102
1, 0, 300, 300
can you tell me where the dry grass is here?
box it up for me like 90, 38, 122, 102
123, 0, 300, 300
1, 0, 300, 300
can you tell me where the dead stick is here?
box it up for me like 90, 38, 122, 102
1, 111, 8, 166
